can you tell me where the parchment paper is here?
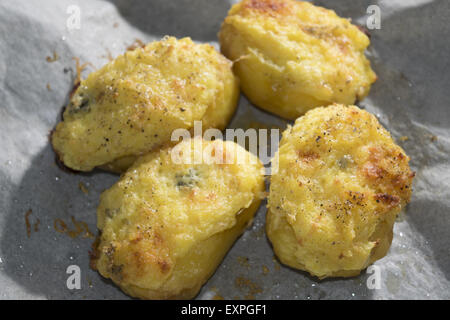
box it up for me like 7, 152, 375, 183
0, 0, 449, 299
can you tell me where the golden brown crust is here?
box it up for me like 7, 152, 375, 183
243, 0, 289, 15
219, 0, 377, 119
267, 104, 414, 278
94, 138, 265, 299
51, 37, 239, 172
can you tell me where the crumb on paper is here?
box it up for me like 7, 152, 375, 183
399, 136, 408, 142
46, 51, 59, 62
78, 182, 89, 195
54, 216, 94, 239
71, 57, 93, 94
25, 209, 40, 237
235, 276, 263, 299
113, 22, 119, 28
34, 218, 40, 232
262, 265, 270, 275
126, 39, 146, 51
46, 83, 52, 91
237, 256, 250, 268
25, 209, 32, 238
54, 218, 68, 234
430, 135, 438, 142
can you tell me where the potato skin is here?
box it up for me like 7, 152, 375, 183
267, 104, 414, 278
219, 0, 376, 119
93, 138, 265, 299
52, 37, 239, 172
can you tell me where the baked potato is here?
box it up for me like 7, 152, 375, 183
267, 104, 414, 278
219, 0, 376, 119
51, 36, 239, 172
92, 138, 265, 299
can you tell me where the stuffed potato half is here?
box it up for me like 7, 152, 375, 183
219, 0, 376, 119
52, 37, 239, 172
267, 104, 414, 278
92, 138, 265, 299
